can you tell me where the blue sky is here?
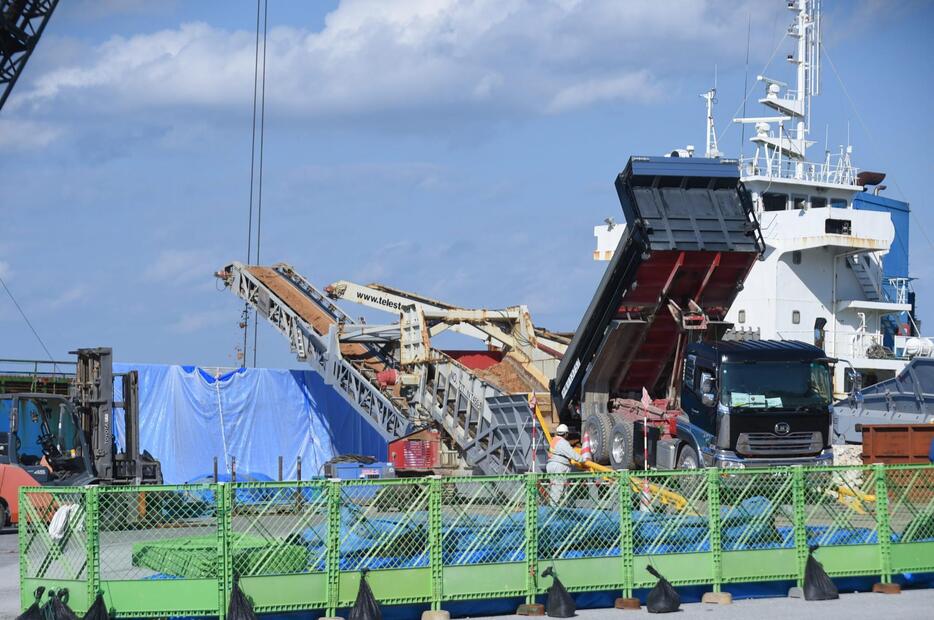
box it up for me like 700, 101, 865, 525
2, 0, 932, 369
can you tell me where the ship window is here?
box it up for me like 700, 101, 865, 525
826, 219, 852, 235
763, 192, 787, 211
792, 310, 801, 325
793, 251, 802, 265
831, 198, 847, 208
812, 197, 827, 209
793, 195, 807, 210
738, 310, 746, 324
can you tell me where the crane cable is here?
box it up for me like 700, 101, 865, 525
0, 273, 56, 369
242, 0, 268, 367
252, 0, 269, 369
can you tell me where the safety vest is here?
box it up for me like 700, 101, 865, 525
548, 436, 569, 464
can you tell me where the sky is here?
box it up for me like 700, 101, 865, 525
2, 0, 933, 370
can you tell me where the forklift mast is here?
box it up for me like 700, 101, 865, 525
72, 347, 160, 485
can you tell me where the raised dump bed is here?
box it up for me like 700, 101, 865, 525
552, 156, 764, 421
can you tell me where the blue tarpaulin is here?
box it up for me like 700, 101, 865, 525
112, 364, 388, 484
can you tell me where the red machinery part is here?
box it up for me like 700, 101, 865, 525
388, 429, 441, 470
376, 368, 398, 387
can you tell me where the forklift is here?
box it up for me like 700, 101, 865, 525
0, 348, 162, 526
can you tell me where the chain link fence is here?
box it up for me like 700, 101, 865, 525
18, 463, 934, 618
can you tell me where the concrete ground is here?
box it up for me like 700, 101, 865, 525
0, 529, 18, 620
472, 589, 934, 619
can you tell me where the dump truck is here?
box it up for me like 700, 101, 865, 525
551, 156, 835, 470
0, 347, 162, 526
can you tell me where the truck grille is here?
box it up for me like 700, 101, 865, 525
736, 431, 822, 456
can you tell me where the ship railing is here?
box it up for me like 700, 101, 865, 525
740, 154, 859, 187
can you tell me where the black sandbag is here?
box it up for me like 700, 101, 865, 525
15, 587, 44, 620
541, 566, 576, 618
81, 594, 110, 620
645, 565, 680, 613
803, 546, 839, 601
44, 589, 79, 620
348, 569, 381, 620
227, 579, 257, 620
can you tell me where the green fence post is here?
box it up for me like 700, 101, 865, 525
524, 473, 539, 605
791, 466, 808, 588
619, 470, 634, 598
18, 487, 27, 613
874, 463, 892, 584
707, 468, 722, 594
428, 476, 443, 611
216, 483, 231, 620
85, 486, 100, 609
326, 480, 342, 617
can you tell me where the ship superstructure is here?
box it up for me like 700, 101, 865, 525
593, 0, 925, 397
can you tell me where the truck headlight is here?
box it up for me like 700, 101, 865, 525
720, 460, 745, 469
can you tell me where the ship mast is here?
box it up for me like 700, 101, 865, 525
702, 88, 720, 158
735, 0, 829, 180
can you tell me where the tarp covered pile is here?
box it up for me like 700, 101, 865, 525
112, 363, 388, 483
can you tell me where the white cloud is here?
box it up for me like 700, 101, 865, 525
167, 309, 226, 334
0, 119, 62, 151
145, 249, 219, 286
47, 286, 88, 310
11, 0, 786, 120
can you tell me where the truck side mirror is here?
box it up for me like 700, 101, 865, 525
0, 431, 8, 458
847, 368, 862, 393
700, 372, 716, 406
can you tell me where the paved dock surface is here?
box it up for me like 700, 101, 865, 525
473, 589, 934, 619
1, 530, 18, 618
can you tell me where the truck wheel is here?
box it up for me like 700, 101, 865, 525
677, 445, 699, 469
0, 502, 7, 529
608, 421, 634, 470
582, 412, 614, 465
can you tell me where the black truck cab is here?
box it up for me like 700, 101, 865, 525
679, 340, 834, 468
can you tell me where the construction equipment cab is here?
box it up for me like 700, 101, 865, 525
0, 348, 162, 527
678, 340, 834, 469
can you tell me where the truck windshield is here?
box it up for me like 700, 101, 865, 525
720, 361, 832, 410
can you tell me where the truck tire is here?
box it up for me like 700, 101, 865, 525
0, 502, 7, 529
677, 445, 699, 469
608, 420, 634, 470
582, 412, 614, 465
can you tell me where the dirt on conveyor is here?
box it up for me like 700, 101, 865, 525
246, 266, 388, 375
476, 354, 546, 393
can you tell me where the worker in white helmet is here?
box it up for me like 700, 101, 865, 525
547, 424, 585, 504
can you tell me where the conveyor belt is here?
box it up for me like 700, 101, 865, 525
247, 266, 388, 376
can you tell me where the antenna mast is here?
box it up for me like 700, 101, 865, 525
702, 87, 720, 158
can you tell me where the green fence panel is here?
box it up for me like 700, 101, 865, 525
631, 469, 713, 588
19, 487, 91, 614
799, 466, 883, 578
885, 464, 934, 574
96, 484, 223, 617
229, 480, 330, 613
537, 472, 622, 594
718, 468, 799, 584
17, 464, 934, 617
439, 475, 527, 601
334, 477, 433, 607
